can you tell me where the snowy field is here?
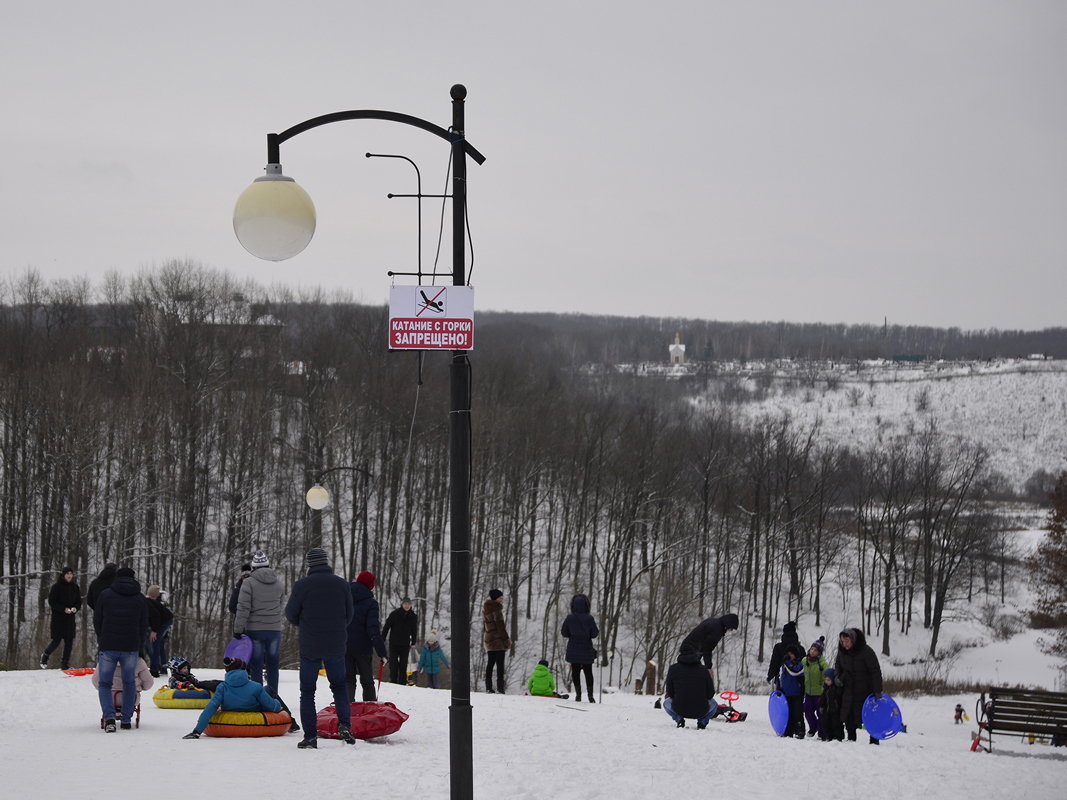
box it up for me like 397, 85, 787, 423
4, 660, 1064, 800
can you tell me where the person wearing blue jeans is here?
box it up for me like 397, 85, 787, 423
284, 548, 355, 749
663, 696, 718, 728
662, 642, 718, 730
93, 566, 148, 731
97, 650, 139, 724
235, 550, 285, 694
145, 585, 173, 677
248, 629, 282, 690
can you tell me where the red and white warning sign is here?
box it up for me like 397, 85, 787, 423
388, 285, 474, 350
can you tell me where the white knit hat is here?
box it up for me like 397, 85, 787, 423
251, 550, 270, 569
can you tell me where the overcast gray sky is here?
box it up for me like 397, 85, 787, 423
3, 1, 1065, 329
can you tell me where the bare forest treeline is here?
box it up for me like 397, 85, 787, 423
499, 312, 1067, 363
0, 265, 1023, 690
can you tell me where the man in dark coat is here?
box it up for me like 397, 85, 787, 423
86, 563, 117, 610
40, 567, 82, 669
284, 548, 355, 749
766, 620, 801, 685
93, 566, 149, 731
227, 562, 252, 615
561, 593, 599, 702
834, 627, 884, 744
382, 597, 418, 685
680, 612, 740, 670
345, 570, 387, 702
663, 643, 718, 728
145, 585, 174, 677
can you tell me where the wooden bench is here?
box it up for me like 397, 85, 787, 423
971, 687, 1067, 752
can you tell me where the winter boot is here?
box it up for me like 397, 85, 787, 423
496, 681, 506, 695
676, 719, 686, 728
574, 691, 581, 702
104, 719, 117, 733
288, 720, 301, 734
120, 722, 132, 730
589, 696, 595, 703
697, 721, 708, 730
337, 723, 356, 745
39, 655, 48, 669
297, 737, 318, 749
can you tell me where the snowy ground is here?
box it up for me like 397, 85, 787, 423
4, 662, 1064, 800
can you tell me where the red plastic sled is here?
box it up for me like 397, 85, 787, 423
63, 667, 95, 676
316, 701, 409, 740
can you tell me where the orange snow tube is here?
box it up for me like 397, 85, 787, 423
204, 709, 292, 737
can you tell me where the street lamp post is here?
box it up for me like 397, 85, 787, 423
234, 85, 482, 799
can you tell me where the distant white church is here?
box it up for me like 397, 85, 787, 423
669, 332, 686, 365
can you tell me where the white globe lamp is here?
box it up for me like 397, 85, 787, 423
305, 484, 330, 510
233, 164, 316, 261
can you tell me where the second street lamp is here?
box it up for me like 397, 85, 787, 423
234, 85, 482, 800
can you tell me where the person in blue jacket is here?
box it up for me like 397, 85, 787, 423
561, 593, 599, 703
417, 631, 450, 689
345, 570, 387, 702
778, 643, 806, 739
284, 547, 355, 749
181, 658, 282, 739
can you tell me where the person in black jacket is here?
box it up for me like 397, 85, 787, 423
680, 613, 740, 672
93, 566, 149, 731
766, 620, 801, 684
145, 585, 174, 677
561, 593, 599, 703
382, 597, 418, 685
819, 668, 844, 741
85, 563, 117, 611
345, 570, 387, 702
662, 643, 718, 729
227, 562, 252, 615
284, 548, 355, 749
40, 567, 82, 670
835, 627, 884, 744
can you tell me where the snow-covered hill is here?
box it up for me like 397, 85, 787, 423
699, 358, 1067, 491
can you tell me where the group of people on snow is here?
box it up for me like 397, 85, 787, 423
657, 614, 885, 744
49, 553, 887, 746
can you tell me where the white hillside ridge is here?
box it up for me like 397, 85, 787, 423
691, 358, 1067, 492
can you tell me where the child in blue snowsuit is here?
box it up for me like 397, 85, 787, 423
778, 644, 805, 739
417, 631, 450, 689
181, 658, 282, 739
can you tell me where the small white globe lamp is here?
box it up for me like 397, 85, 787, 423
305, 484, 331, 510
233, 164, 316, 261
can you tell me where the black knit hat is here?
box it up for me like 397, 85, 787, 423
488, 588, 503, 601
783, 620, 797, 635
116, 567, 135, 579
538, 659, 549, 667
